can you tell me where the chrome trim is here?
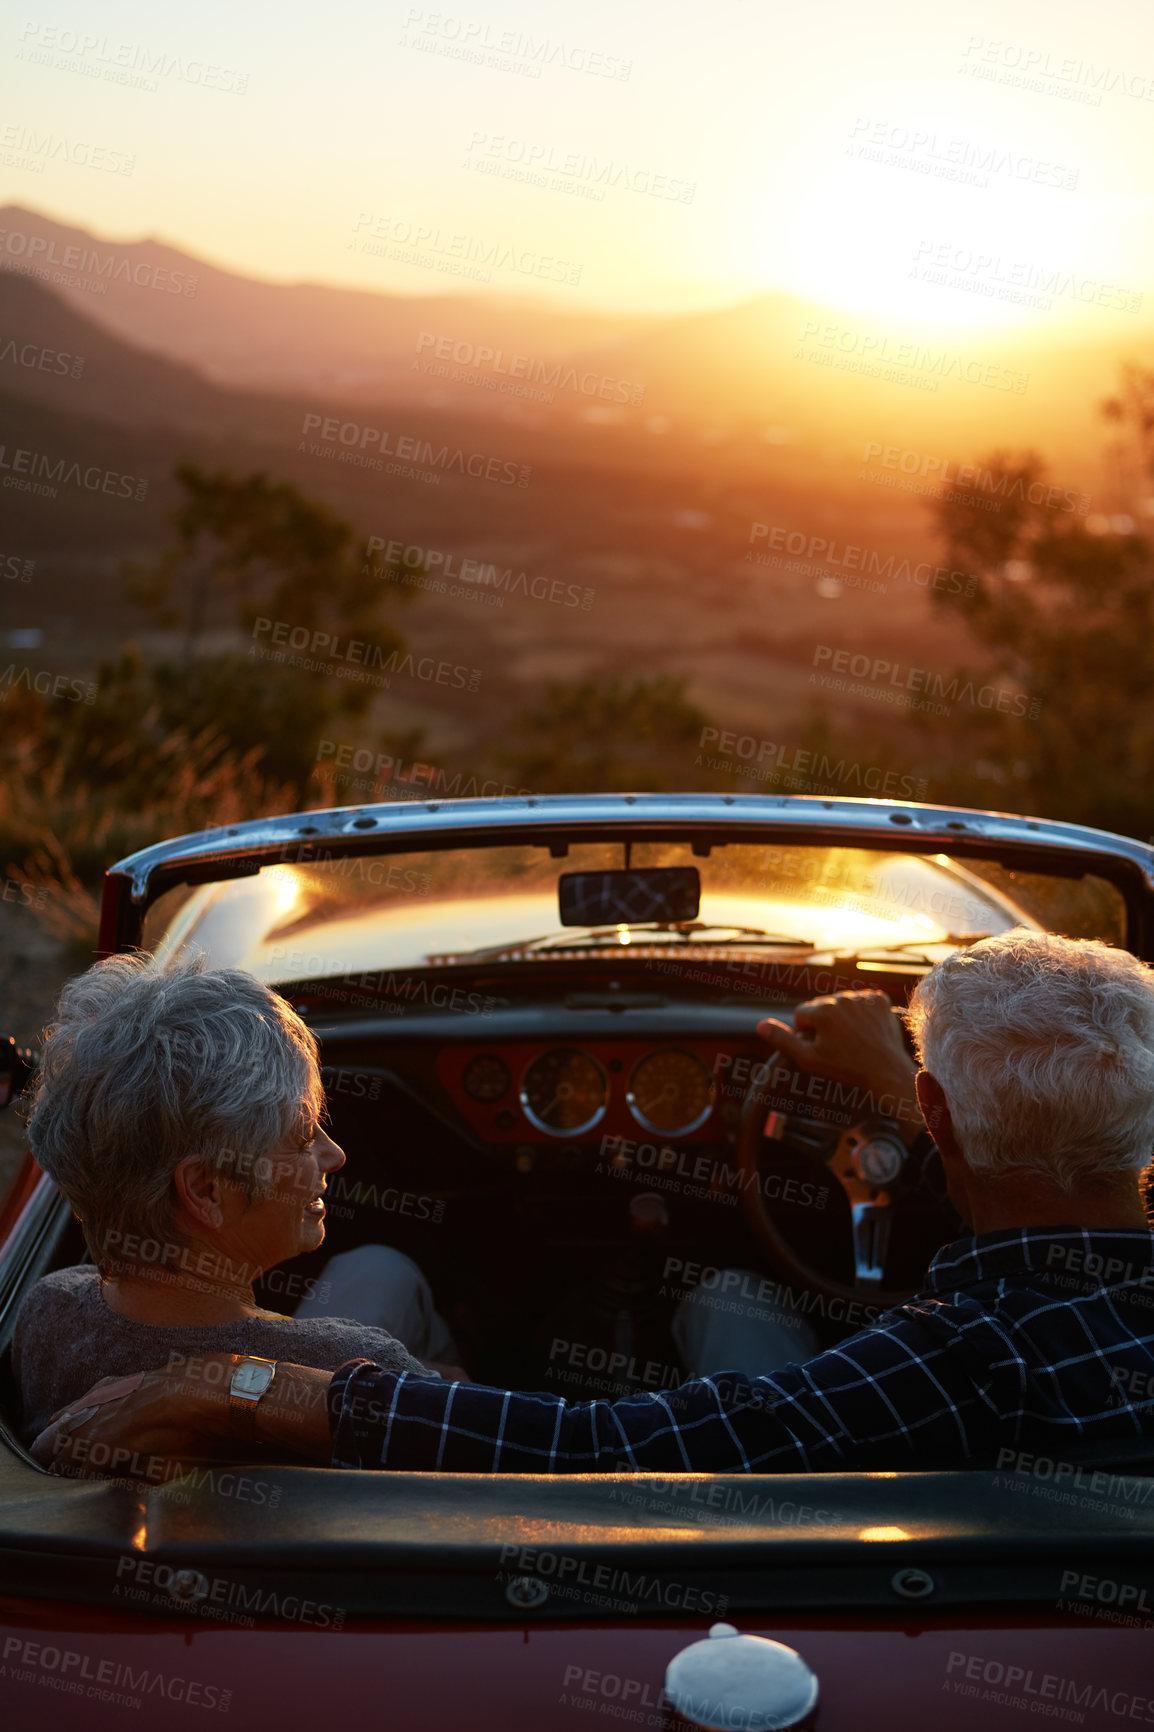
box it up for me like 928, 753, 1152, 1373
105, 793, 1154, 906
851, 1200, 893, 1288
626, 1049, 716, 1137
519, 1049, 608, 1138
0, 1174, 72, 1353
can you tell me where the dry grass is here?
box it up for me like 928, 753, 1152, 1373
0, 721, 297, 950
0, 723, 301, 1201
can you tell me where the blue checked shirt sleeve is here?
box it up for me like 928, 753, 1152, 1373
328, 1306, 1004, 1473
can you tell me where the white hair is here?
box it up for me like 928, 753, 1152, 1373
26, 953, 324, 1272
906, 929, 1154, 1193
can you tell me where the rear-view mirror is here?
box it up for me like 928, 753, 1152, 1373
557, 867, 701, 927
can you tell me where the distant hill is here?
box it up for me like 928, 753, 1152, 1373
0, 254, 1069, 754
0, 203, 634, 402
1, 262, 1136, 619
0, 270, 283, 439
0, 275, 675, 581
3, 203, 1152, 482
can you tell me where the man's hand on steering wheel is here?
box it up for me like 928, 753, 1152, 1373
735, 989, 938, 1304
757, 989, 925, 1147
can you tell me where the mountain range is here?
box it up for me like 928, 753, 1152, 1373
1, 203, 1149, 747
3, 202, 1149, 473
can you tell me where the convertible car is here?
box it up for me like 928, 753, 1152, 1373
1, 792, 1153, 1731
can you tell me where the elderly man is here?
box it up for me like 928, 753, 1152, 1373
35, 931, 1154, 1475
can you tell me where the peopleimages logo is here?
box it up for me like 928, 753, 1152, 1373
398, 9, 632, 81
797, 319, 1029, 393
463, 132, 694, 203
0, 121, 135, 175
364, 534, 594, 609
913, 238, 1142, 316
695, 726, 927, 798
959, 35, 1154, 105
351, 210, 582, 287
315, 736, 531, 803
848, 117, 1079, 190
1, 1637, 230, 1713
0, 225, 199, 295
0, 442, 148, 501
17, 22, 250, 94
0, 337, 85, 379
113, 1555, 345, 1629
1059, 1569, 1154, 1617
944, 1649, 1154, 1720
861, 438, 1092, 512
414, 331, 644, 405
497, 1546, 728, 1616
0, 665, 96, 704
2, 551, 34, 582
299, 412, 530, 486
661, 1260, 880, 1331
548, 1335, 685, 1392
605, 1482, 836, 1530
0, 874, 49, 907
747, 521, 975, 594
251, 618, 482, 693
811, 645, 1041, 719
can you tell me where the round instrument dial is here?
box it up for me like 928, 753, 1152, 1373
627, 1049, 715, 1136
520, 1049, 608, 1137
462, 1052, 511, 1103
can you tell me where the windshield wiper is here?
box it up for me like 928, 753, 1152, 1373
828, 934, 992, 964
452, 923, 817, 961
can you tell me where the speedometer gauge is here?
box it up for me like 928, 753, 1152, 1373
520, 1049, 608, 1137
627, 1049, 715, 1136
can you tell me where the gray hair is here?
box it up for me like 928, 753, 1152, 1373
906, 929, 1154, 1193
26, 953, 324, 1272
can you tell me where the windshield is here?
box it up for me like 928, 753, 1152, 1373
143, 841, 1126, 981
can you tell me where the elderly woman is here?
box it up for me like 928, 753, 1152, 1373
13, 953, 457, 1445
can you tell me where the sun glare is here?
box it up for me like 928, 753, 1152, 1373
752, 85, 1125, 335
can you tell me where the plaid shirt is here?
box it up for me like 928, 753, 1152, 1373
329, 1228, 1154, 1474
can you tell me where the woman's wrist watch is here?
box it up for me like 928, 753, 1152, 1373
228, 1356, 278, 1441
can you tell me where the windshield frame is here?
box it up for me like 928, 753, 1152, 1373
99, 793, 1154, 963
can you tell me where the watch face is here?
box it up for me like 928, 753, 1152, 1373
233, 1361, 275, 1397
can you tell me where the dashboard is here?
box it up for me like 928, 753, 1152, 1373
436, 1040, 751, 1146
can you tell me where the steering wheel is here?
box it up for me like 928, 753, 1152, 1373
736, 1048, 930, 1312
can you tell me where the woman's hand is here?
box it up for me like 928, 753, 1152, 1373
31, 1354, 337, 1479
30, 1357, 236, 1480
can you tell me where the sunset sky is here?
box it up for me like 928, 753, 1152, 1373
4, 0, 1153, 333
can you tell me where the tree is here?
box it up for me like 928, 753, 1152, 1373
496, 675, 716, 793
126, 464, 404, 660
918, 430, 1154, 837
1100, 364, 1154, 523
1, 465, 418, 897
119, 465, 411, 800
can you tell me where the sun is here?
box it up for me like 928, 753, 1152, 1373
748, 88, 1121, 335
